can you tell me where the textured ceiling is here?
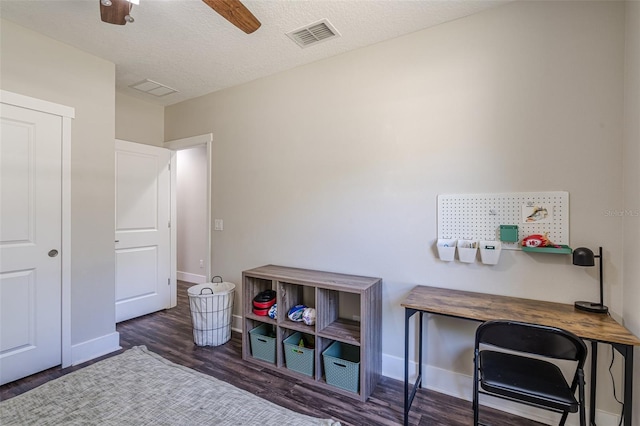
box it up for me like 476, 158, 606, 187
0, 0, 507, 106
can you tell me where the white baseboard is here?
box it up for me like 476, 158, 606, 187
382, 352, 621, 426
71, 332, 121, 366
232, 314, 242, 333
177, 271, 206, 284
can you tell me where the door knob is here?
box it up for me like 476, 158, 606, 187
48, 249, 59, 257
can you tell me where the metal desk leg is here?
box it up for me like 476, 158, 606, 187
590, 341, 597, 426
404, 308, 411, 426
418, 310, 423, 389
612, 343, 634, 426
404, 308, 423, 426
590, 342, 635, 426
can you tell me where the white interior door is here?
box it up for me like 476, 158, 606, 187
115, 140, 171, 323
0, 103, 62, 385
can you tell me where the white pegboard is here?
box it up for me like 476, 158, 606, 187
437, 192, 569, 250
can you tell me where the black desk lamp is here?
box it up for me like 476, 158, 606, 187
572, 246, 608, 314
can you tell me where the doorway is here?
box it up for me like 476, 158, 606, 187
165, 134, 213, 288
176, 145, 208, 283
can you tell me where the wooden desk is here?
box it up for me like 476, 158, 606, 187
401, 285, 640, 426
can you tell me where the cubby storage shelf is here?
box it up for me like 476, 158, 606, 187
242, 264, 382, 402
280, 319, 315, 334
318, 318, 361, 346
244, 312, 277, 325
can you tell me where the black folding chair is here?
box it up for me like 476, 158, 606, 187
473, 320, 587, 426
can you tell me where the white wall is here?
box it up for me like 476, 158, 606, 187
115, 92, 164, 146
622, 1, 640, 424
166, 1, 630, 421
1, 20, 119, 358
177, 145, 208, 282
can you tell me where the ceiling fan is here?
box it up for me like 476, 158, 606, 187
99, 0, 261, 34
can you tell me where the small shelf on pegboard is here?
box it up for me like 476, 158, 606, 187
522, 245, 573, 255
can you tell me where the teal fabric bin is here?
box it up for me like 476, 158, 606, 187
249, 323, 276, 364
322, 341, 360, 393
283, 332, 314, 377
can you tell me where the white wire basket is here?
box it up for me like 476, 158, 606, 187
188, 276, 235, 346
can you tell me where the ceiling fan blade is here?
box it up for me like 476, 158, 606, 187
100, 0, 130, 25
202, 0, 261, 34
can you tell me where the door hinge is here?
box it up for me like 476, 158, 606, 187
168, 220, 171, 228
168, 163, 171, 171
168, 278, 170, 286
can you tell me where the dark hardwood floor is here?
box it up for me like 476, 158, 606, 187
1, 281, 545, 426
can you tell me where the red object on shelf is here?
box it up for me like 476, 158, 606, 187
253, 307, 270, 316
253, 289, 276, 311
253, 298, 276, 309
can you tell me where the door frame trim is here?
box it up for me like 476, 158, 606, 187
164, 133, 213, 298
1, 90, 74, 368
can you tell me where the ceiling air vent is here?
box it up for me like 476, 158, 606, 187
129, 79, 178, 97
286, 19, 340, 48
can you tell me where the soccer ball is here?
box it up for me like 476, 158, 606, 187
302, 307, 316, 326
